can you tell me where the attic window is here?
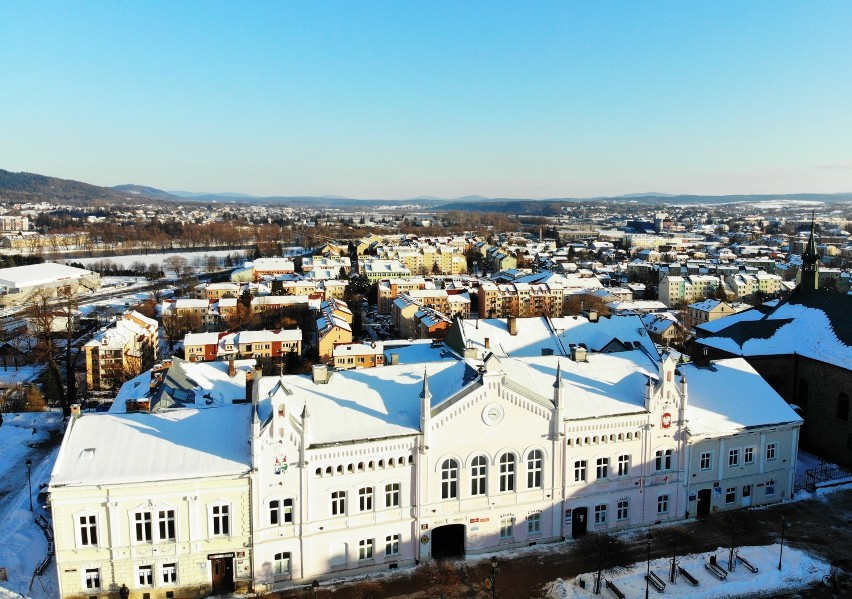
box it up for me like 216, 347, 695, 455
80, 448, 96, 460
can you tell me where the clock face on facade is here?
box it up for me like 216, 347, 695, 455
482, 403, 505, 426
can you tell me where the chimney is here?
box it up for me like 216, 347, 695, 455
587, 310, 599, 323
484, 337, 491, 349
388, 353, 399, 365
70, 403, 82, 418
228, 359, 236, 378
507, 316, 518, 336
312, 364, 330, 384
570, 344, 587, 362
245, 368, 255, 403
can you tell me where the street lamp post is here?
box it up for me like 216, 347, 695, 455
778, 515, 789, 571
311, 579, 319, 599
645, 534, 652, 599
489, 556, 500, 599
25, 459, 33, 511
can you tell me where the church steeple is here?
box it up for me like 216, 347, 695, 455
801, 212, 820, 292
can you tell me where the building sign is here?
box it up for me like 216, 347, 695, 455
661, 412, 672, 429
207, 552, 235, 560
275, 453, 288, 475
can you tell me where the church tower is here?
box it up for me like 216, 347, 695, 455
801, 213, 820, 292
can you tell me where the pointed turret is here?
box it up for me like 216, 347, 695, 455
419, 368, 431, 452
301, 403, 311, 448
552, 361, 565, 440
801, 211, 820, 292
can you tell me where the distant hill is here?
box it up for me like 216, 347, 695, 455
112, 184, 182, 200
2, 168, 851, 210
0, 169, 132, 205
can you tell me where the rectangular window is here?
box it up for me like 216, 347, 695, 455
273, 552, 291, 576
161, 563, 177, 585
471, 458, 487, 496
617, 454, 630, 476
596, 457, 609, 480
655, 449, 673, 471
594, 504, 607, 524
657, 494, 669, 514
728, 448, 740, 467
527, 513, 541, 535
135, 511, 153, 543
527, 451, 543, 489
766, 443, 778, 461
359, 487, 374, 512
79, 514, 98, 546
331, 491, 346, 516
211, 504, 230, 536
700, 452, 712, 471
499, 455, 515, 492
158, 509, 176, 541
766, 479, 776, 496
385, 483, 400, 508
725, 487, 737, 504
744, 447, 755, 465
385, 534, 400, 556
269, 500, 280, 525
84, 568, 101, 590
500, 516, 514, 539
281, 498, 293, 523
574, 460, 587, 482
617, 500, 629, 521
137, 565, 153, 587
359, 539, 374, 560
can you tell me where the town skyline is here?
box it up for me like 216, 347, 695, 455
3, 1, 852, 199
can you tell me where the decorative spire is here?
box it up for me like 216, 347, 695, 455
301, 403, 310, 420
801, 210, 820, 292
419, 368, 431, 401
553, 361, 564, 388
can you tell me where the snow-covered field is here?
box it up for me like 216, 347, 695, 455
545, 544, 829, 599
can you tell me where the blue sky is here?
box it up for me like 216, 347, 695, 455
1, 1, 851, 199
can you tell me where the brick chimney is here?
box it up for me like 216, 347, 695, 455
228, 359, 236, 378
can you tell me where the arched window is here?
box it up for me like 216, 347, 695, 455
499, 453, 516, 492
471, 455, 487, 496
527, 450, 543, 489
838, 393, 850, 422
441, 459, 458, 499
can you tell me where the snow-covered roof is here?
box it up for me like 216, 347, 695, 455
51, 404, 251, 486
696, 292, 852, 371
257, 359, 474, 445
682, 359, 802, 435
0, 262, 95, 288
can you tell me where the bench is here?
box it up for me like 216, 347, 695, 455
737, 554, 759, 573
605, 579, 626, 599
677, 566, 700, 586
645, 571, 666, 593
705, 561, 728, 581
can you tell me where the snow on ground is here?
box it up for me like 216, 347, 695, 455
545, 544, 828, 599
0, 365, 44, 386
0, 412, 63, 599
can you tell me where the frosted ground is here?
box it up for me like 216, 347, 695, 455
0, 411, 843, 599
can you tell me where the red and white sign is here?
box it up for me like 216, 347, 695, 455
661, 412, 672, 429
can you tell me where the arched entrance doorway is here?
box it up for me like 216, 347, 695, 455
431, 524, 465, 559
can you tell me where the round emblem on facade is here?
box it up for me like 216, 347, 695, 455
661, 412, 672, 429
482, 403, 505, 426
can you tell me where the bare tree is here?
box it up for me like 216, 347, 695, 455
571, 532, 633, 594
350, 579, 383, 599
163, 255, 190, 279
656, 525, 693, 583
714, 510, 749, 572
415, 561, 462, 599
24, 287, 81, 415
